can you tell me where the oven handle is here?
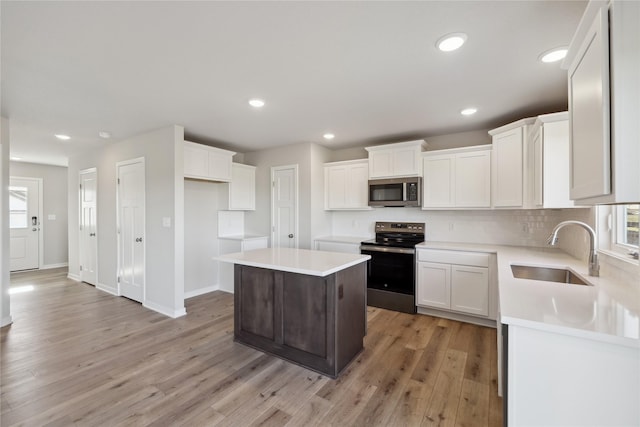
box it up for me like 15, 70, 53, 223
360, 245, 415, 255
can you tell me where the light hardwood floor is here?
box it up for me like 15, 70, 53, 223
1, 268, 502, 426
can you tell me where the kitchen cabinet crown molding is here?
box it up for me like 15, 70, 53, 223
535, 111, 569, 125
488, 117, 536, 136
323, 158, 368, 167
364, 139, 428, 152
422, 144, 491, 157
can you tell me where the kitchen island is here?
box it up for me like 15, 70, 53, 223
217, 247, 370, 378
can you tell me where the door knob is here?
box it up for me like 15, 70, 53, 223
288, 234, 294, 238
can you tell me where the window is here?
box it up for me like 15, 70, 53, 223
9, 186, 28, 229
598, 204, 640, 261
617, 204, 639, 249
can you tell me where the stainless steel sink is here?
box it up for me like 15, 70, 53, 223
511, 265, 590, 286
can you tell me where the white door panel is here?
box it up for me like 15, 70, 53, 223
80, 169, 98, 285
117, 159, 145, 303
271, 165, 298, 248
9, 177, 41, 271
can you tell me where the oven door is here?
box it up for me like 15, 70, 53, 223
360, 246, 415, 295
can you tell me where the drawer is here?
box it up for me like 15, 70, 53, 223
417, 249, 489, 267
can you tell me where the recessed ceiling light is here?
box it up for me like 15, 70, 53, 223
436, 33, 467, 52
461, 108, 477, 116
539, 47, 568, 63
248, 99, 265, 108
98, 131, 112, 139
54, 134, 70, 140
323, 133, 335, 140
10, 156, 22, 161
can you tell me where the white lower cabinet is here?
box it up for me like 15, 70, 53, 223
506, 324, 639, 426
416, 249, 490, 318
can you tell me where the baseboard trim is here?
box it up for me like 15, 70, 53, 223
143, 300, 187, 319
1, 316, 13, 328
96, 283, 118, 296
416, 306, 497, 328
41, 262, 68, 270
67, 273, 81, 281
184, 285, 219, 299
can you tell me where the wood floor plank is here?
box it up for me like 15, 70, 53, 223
422, 349, 468, 427
455, 379, 490, 427
1, 268, 502, 427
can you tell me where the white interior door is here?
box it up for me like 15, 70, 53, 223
271, 165, 298, 248
117, 159, 145, 302
9, 177, 41, 271
79, 168, 98, 285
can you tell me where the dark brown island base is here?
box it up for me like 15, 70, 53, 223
218, 248, 370, 378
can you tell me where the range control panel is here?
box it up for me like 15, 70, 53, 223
374, 222, 425, 233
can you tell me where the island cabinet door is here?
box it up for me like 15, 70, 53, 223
281, 272, 336, 373
234, 265, 277, 341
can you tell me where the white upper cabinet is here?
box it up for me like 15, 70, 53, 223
228, 163, 256, 211
567, 5, 610, 200
183, 141, 235, 182
489, 119, 535, 208
422, 145, 491, 209
365, 140, 427, 179
324, 159, 370, 210
564, 0, 640, 204
527, 112, 575, 209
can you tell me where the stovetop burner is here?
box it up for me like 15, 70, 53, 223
361, 221, 425, 248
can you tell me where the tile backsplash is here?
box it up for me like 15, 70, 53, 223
330, 208, 592, 248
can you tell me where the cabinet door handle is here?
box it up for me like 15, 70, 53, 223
288, 234, 294, 238
135, 237, 143, 243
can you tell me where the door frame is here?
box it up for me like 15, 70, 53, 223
9, 176, 44, 270
79, 167, 98, 285
270, 164, 299, 248
115, 157, 146, 300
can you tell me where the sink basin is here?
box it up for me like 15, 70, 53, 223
510, 265, 590, 286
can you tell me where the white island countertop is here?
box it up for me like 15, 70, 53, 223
217, 247, 370, 277
416, 242, 640, 348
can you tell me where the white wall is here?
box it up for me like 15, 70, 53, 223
67, 125, 185, 318
423, 129, 491, 151
244, 142, 331, 249
1, 117, 11, 327
184, 179, 223, 296
10, 161, 68, 268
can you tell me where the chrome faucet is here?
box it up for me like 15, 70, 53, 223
547, 220, 600, 277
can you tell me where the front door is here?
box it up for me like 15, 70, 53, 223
271, 165, 298, 248
117, 159, 145, 303
9, 177, 41, 271
79, 168, 98, 285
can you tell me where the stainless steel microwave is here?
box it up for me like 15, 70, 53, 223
368, 177, 421, 207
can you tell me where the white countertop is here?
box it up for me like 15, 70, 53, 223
218, 234, 269, 241
416, 242, 640, 348
314, 235, 371, 244
217, 247, 370, 277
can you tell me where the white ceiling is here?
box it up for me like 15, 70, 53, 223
1, 1, 587, 167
